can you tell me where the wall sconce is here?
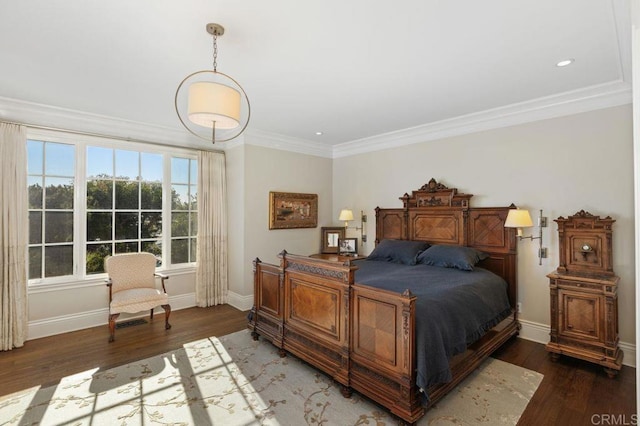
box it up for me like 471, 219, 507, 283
338, 209, 367, 243
505, 208, 547, 265
338, 209, 354, 228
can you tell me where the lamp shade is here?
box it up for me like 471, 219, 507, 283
504, 209, 534, 228
339, 209, 354, 221
188, 81, 241, 129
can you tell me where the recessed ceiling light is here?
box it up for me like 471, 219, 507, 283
315, 131, 323, 136
556, 59, 575, 67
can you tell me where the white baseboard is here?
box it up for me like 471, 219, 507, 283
27, 293, 196, 341
517, 319, 552, 344
518, 319, 636, 368
228, 291, 253, 312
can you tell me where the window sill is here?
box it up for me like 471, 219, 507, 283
28, 264, 197, 294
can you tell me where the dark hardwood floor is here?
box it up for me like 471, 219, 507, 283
0, 305, 635, 425
0, 304, 247, 396
493, 337, 636, 426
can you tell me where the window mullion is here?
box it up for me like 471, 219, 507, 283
138, 153, 142, 253
39, 176, 45, 279
76, 140, 86, 278
163, 154, 171, 269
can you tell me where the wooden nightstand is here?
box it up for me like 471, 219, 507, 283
546, 211, 623, 377
310, 253, 361, 262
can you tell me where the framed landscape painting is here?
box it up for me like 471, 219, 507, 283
269, 191, 318, 230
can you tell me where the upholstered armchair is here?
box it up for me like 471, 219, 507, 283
105, 252, 171, 342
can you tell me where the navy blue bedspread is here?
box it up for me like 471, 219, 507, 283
352, 259, 512, 395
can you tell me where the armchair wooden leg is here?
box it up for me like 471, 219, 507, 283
109, 313, 120, 342
161, 304, 172, 330
150, 308, 154, 320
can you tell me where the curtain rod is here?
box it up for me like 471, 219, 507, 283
0, 119, 225, 155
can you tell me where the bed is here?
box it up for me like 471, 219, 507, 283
248, 179, 520, 423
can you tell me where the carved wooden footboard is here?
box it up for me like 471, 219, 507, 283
250, 252, 358, 394
250, 254, 425, 420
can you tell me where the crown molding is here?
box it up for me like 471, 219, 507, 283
243, 128, 333, 158
0, 95, 331, 156
0, 96, 212, 150
332, 80, 632, 158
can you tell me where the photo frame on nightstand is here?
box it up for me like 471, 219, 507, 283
321, 227, 345, 253
338, 237, 357, 255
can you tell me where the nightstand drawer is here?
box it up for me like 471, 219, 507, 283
555, 279, 605, 294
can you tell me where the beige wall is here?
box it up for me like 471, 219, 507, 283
333, 105, 636, 344
226, 145, 248, 298
226, 143, 334, 301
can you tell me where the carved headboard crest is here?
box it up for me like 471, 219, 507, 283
557, 210, 613, 221
420, 178, 451, 193
400, 178, 472, 209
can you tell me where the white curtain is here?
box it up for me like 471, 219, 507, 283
196, 150, 228, 306
0, 123, 28, 350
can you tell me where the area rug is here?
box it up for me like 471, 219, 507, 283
0, 330, 542, 425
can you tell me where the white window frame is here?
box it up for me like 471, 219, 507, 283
27, 139, 76, 282
26, 128, 198, 291
170, 156, 198, 265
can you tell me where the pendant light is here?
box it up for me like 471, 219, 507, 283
175, 23, 251, 144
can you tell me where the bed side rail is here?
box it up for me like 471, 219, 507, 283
249, 258, 285, 348
349, 283, 424, 423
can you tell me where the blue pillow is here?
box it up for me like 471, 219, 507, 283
367, 239, 430, 265
416, 244, 489, 271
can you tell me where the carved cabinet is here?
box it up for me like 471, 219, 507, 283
546, 211, 623, 377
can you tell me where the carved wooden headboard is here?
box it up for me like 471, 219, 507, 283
375, 178, 518, 306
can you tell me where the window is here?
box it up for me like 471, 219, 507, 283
171, 157, 198, 264
27, 140, 76, 279
26, 134, 198, 285
86, 147, 164, 274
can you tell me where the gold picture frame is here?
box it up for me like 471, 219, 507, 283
269, 191, 318, 230
321, 226, 345, 253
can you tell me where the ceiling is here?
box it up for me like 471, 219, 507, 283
0, 0, 631, 150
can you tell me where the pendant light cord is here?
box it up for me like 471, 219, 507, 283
212, 32, 218, 72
